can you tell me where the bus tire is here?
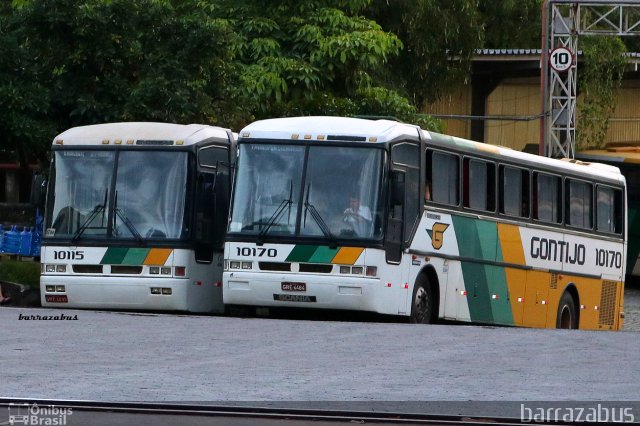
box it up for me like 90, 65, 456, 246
556, 291, 578, 329
410, 281, 434, 324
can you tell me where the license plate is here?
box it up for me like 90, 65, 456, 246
45, 295, 68, 303
281, 282, 306, 292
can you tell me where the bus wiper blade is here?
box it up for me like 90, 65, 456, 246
71, 188, 108, 244
304, 200, 337, 247
258, 181, 293, 241
303, 185, 336, 247
113, 190, 144, 244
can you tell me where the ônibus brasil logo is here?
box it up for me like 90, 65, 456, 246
7, 403, 72, 425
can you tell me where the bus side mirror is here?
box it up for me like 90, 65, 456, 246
390, 171, 405, 205
30, 174, 47, 209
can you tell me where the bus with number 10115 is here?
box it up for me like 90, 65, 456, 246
223, 116, 626, 330
39, 122, 235, 313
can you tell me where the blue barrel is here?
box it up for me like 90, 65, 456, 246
19, 227, 32, 256
3, 225, 21, 254
30, 226, 42, 257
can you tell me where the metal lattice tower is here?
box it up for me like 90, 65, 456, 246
542, 0, 640, 158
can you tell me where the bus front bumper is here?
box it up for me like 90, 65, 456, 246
223, 271, 382, 312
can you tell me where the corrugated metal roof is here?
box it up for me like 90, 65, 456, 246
475, 48, 640, 58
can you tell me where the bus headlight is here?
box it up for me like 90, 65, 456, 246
241, 261, 252, 270
45, 265, 56, 273
230, 261, 241, 269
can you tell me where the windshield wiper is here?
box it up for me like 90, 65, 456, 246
303, 184, 337, 248
71, 189, 108, 244
112, 190, 144, 244
257, 181, 293, 242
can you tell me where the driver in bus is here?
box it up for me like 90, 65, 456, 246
343, 196, 372, 236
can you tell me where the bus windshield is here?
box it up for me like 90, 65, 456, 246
47, 150, 188, 240
229, 143, 384, 240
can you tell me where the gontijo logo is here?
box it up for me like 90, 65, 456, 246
427, 223, 449, 250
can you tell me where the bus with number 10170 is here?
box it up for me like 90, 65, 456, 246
223, 116, 626, 330
40, 122, 235, 313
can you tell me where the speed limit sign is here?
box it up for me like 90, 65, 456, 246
550, 47, 573, 72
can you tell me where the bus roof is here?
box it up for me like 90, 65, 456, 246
53, 122, 232, 147
239, 116, 421, 143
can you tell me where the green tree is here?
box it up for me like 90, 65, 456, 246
0, 2, 55, 199
367, 0, 483, 106
480, 0, 542, 49
4, 0, 241, 151
577, 36, 627, 150
219, 0, 438, 129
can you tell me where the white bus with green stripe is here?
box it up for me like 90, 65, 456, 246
224, 116, 626, 330
40, 122, 235, 312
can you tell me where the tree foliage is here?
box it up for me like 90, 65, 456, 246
367, 0, 483, 106
577, 36, 627, 150
479, 0, 542, 49
0, 0, 240, 165
218, 0, 436, 128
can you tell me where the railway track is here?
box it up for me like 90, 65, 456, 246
0, 398, 544, 425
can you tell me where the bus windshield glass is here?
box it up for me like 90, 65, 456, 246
47, 150, 188, 240
229, 143, 384, 240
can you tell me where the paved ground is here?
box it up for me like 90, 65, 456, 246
1, 306, 639, 403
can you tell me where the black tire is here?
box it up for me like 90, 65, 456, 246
410, 281, 434, 324
556, 291, 578, 329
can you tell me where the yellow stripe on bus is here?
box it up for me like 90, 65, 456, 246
143, 248, 173, 266
331, 247, 364, 265
497, 224, 526, 326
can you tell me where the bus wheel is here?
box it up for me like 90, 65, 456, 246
556, 292, 578, 329
410, 282, 433, 324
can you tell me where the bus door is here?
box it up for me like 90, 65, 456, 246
387, 142, 422, 313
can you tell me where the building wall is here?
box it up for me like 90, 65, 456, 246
423, 84, 471, 138
485, 77, 541, 151
604, 79, 640, 145
424, 76, 640, 152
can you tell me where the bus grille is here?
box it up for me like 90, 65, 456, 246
598, 280, 618, 327
550, 273, 558, 290
259, 262, 291, 272
299, 263, 333, 273
111, 265, 143, 275
73, 265, 104, 274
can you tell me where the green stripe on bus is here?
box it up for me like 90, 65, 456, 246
100, 247, 129, 264
453, 216, 514, 326
121, 248, 150, 265
286, 245, 319, 262
309, 246, 340, 263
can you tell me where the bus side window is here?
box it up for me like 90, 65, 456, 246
534, 172, 562, 224
500, 166, 529, 218
597, 185, 622, 234
463, 158, 495, 212
428, 150, 459, 205
566, 179, 593, 229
